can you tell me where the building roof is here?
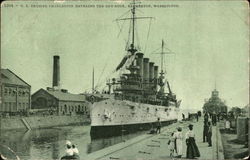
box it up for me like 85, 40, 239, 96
1, 69, 30, 87
33, 88, 86, 102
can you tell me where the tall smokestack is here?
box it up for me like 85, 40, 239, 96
143, 58, 149, 84
52, 55, 60, 89
136, 53, 144, 79
149, 62, 154, 81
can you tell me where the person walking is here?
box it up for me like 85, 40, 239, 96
212, 113, 217, 126
196, 114, 199, 122
185, 124, 200, 159
203, 121, 208, 142
182, 113, 185, 121
173, 127, 183, 158
156, 118, 161, 134
204, 112, 209, 123
207, 122, 212, 147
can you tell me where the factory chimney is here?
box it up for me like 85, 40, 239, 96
52, 55, 60, 89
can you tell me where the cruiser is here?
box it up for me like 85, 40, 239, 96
89, 0, 181, 139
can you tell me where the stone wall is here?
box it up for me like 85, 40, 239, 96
0, 115, 89, 131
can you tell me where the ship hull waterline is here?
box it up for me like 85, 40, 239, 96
90, 119, 177, 139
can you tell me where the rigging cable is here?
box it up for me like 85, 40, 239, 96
135, 14, 141, 51
144, 18, 152, 53
126, 14, 132, 50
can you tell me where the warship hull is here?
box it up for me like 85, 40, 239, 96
90, 98, 179, 139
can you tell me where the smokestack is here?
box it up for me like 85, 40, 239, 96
143, 58, 149, 83
136, 53, 144, 78
154, 66, 158, 79
52, 55, 60, 89
149, 62, 154, 81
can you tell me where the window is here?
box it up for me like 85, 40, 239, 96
4, 88, 7, 95
9, 88, 12, 95
13, 102, 16, 111
4, 103, 8, 111
64, 105, 67, 112
9, 102, 12, 112
78, 105, 80, 112
19, 103, 21, 110
12, 90, 16, 96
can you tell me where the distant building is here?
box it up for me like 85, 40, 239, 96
31, 88, 90, 116
0, 69, 31, 114
203, 89, 227, 114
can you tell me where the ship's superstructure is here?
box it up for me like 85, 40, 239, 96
90, 0, 180, 138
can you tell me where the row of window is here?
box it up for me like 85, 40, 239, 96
0, 102, 29, 112
98, 114, 165, 118
4, 87, 29, 97
60, 104, 88, 113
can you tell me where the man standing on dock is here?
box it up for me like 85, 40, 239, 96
156, 118, 161, 134
203, 121, 208, 142
207, 122, 212, 147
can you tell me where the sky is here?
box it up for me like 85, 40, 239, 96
1, 0, 249, 111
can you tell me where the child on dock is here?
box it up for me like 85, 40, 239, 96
168, 132, 175, 158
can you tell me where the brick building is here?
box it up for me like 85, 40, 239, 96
0, 69, 31, 114
31, 88, 90, 116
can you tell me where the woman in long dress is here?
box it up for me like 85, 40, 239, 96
185, 124, 200, 159
173, 127, 183, 158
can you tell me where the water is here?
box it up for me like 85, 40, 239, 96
0, 125, 147, 160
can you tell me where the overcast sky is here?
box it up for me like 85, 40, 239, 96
1, 0, 249, 110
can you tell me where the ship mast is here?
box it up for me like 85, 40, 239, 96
153, 39, 174, 96
92, 67, 94, 94
116, 0, 154, 53
159, 40, 165, 95
131, 0, 135, 50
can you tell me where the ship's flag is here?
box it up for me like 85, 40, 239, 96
115, 55, 128, 71
115, 53, 136, 71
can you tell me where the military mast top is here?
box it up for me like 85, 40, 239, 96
115, 0, 154, 54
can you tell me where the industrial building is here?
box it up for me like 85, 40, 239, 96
31, 88, 89, 115
31, 55, 90, 116
0, 69, 31, 114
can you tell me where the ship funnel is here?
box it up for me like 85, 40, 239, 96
136, 53, 144, 79
154, 66, 158, 79
149, 62, 154, 81
143, 58, 149, 83
154, 66, 158, 91
52, 55, 60, 89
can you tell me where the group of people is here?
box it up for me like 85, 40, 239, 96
168, 124, 200, 159
61, 141, 80, 160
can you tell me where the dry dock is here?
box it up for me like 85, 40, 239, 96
86, 119, 223, 160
